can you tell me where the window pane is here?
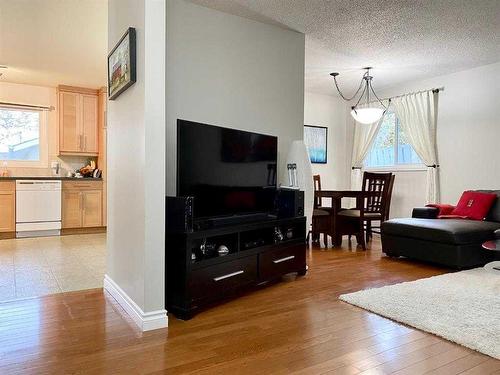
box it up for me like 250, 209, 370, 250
364, 113, 396, 167
0, 108, 40, 161
397, 123, 422, 164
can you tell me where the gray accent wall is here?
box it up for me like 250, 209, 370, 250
166, 0, 305, 195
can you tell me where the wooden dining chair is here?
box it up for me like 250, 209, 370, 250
336, 172, 394, 250
308, 175, 332, 245
366, 173, 395, 239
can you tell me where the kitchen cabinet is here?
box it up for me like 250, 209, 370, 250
62, 181, 102, 229
58, 86, 99, 156
0, 181, 15, 234
62, 191, 83, 228
81, 191, 102, 227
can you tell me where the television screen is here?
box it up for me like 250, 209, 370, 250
177, 120, 278, 219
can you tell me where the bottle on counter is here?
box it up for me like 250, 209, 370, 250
1, 161, 10, 177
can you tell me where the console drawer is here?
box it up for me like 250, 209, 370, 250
259, 244, 305, 280
189, 255, 257, 301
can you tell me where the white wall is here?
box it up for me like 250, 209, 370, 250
304, 92, 349, 190
166, 0, 305, 195
107, 0, 166, 322
346, 61, 500, 217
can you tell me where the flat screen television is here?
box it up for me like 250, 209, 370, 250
177, 119, 278, 220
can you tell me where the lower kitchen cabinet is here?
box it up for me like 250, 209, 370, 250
62, 191, 83, 228
62, 181, 102, 229
0, 181, 15, 235
82, 190, 102, 227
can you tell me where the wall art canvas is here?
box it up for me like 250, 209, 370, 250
108, 27, 136, 100
304, 125, 328, 164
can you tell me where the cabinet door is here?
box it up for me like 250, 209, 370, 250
81, 94, 98, 154
82, 190, 102, 227
59, 92, 81, 153
0, 192, 15, 233
62, 191, 82, 228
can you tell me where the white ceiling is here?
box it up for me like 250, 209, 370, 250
190, 0, 500, 96
0, 0, 107, 88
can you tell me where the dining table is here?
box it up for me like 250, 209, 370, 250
314, 190, 380, 246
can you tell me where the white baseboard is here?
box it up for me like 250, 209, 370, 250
103, 274, 168, 331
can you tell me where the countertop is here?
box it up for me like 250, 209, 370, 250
0, 176, 102, 181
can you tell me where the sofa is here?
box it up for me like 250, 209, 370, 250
381, 190, 500, 269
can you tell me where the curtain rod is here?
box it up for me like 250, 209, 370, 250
386, 87, 444, 102
380, 87, 444, 103
0, 101, 54, 111
362, 87, 444, 106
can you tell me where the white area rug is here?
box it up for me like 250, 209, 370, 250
339, 268, 500, 359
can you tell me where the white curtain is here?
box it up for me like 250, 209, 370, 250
350, 105, 386, 190
392, 91, 439, 204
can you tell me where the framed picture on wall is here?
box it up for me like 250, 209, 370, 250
108, 27, 137, 100
304, 125, 328, 164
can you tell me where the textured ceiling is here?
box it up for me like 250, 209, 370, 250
190, 0, 500, 95
0, 0, 107, 88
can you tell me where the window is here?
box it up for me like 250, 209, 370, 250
0, 107, 45, 165
364, 112, 422, 169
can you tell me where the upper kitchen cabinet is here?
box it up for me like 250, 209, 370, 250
58, 85, 99, 156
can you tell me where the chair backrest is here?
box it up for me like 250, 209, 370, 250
384, 174, 396, 220
313, 175, 321, 208
361, 172, 394, 216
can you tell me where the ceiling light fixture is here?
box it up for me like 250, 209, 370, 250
330, 67, 388, 124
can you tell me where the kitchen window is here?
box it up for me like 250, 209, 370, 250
0, 106, 47, 167
364, 111, 423, 169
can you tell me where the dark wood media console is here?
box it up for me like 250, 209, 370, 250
166, 216, 307, 320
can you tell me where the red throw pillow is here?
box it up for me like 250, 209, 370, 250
451, 191, 497, 220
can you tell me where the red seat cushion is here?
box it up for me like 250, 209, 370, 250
451, 191, 497, 220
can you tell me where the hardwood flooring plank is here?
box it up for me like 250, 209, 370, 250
0, 236, 496, 374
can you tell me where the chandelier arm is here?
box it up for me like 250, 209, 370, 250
369, 80, 388, 109
333, 75, 364, 102
352, 83, 367, 109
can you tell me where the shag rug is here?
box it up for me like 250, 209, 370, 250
339, 268, 500, 359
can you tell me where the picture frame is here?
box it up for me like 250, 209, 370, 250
304, 125, 328, 164
108, 27, 136, 100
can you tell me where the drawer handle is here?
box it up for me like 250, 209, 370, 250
213, 270, 244, 282
273, 255, 295, 264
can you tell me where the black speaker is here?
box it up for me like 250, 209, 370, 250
275, 189, 304, 218
166, 196, 194, 233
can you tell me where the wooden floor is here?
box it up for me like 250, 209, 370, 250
0, 237, 499, 374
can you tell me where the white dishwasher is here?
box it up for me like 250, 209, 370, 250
16, 180, 62, 238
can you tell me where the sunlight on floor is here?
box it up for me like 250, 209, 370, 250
0, 234, 106, 302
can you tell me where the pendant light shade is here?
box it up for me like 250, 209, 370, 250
350, 107, 384, 125
330, 68, 388, 125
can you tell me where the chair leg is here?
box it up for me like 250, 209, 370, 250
334, 235, 342, 247
366, 221, 372, 243
358, 221, 366, 250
